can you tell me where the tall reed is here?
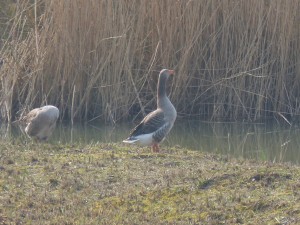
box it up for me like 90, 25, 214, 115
1, 0, 300, 123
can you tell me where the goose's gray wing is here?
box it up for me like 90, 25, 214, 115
129, 109, 165, 137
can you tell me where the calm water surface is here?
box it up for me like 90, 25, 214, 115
2, 120, 300, 165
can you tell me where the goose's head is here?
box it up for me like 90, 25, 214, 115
159, 69, 175, 80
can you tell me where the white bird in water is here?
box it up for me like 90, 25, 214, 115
24, 105, 59, 141
123, 69, 177, 152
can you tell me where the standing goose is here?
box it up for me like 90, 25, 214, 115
24, 105, 59, 141
123, 69, 177, 152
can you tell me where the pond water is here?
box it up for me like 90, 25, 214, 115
1, 120, 300, 165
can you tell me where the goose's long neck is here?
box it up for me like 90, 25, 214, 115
157, 75, 170, 109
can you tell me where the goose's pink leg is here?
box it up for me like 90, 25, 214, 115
152, 143, 160, 153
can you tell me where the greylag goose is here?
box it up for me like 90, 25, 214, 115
24, 105, 59, 141
123, 69, 177, 152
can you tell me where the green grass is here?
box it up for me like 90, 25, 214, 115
0, 141, 299, 224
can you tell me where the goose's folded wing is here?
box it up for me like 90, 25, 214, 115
129, 110, 165, 137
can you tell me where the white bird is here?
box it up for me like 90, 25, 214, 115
123, 69, 177, 152
24, 105, 59, 141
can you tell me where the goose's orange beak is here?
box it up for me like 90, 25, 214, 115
168, 70, 175, 75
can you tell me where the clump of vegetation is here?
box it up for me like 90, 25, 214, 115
0, 141, 299, 224
0, 1, 300, 122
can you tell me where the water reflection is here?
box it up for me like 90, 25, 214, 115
1, 120, 299, 164
169, 121, 299, 164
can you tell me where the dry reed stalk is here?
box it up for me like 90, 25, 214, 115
0, 0, 299, 122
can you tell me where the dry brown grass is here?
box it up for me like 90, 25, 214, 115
0, 0, 300, 122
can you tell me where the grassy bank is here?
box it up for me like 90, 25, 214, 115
0, 142, 299, 224
1, 1, 300, 122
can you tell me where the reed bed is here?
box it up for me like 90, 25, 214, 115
0, 0, 300, 123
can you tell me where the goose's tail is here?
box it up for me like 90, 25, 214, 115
123, 138, 139, 144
